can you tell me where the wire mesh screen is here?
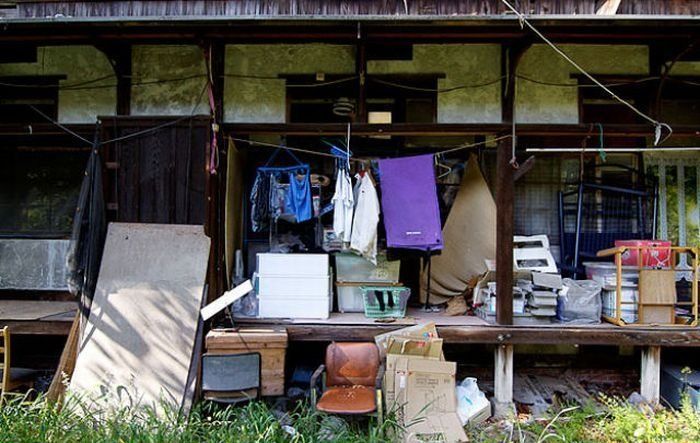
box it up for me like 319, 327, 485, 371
559, 181, 657, 274
515, 157, 566, 246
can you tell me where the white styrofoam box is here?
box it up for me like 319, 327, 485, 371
584, 262, 639, 287
258, 294, 331, 319
336, 284, 365, 313
256, 253, 329, 276
335, 253, 400, 283
602, 287, 638, 323
258, 275, 330, 297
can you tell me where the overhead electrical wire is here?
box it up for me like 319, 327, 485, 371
370, 76, 505, 92
6, 70, 700, 97
28, 81, 210, 147
28, 105, 92, 145
500, 0, 673, 145
228, 133, 512, 163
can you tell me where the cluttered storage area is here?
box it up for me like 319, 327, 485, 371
220, 138, 698, 329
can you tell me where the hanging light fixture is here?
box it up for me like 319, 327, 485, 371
332, 97, 356, 117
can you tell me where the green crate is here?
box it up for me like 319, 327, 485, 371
360, 286, 410, 318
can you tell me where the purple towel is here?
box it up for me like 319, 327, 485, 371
378, 154, 443, 251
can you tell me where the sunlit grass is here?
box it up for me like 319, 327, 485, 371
0, 392, 697, 442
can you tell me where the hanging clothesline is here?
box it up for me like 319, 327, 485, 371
227, 134, 512, 164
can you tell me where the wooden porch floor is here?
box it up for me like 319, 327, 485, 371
0, 300, 76, 335
235, 308, 700, 347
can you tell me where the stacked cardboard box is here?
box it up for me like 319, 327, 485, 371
376, 323, 467, 443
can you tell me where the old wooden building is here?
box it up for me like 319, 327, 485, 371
1, 0, 700, 408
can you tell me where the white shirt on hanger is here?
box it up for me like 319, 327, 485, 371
350, 171, 380, 264
332, 167, 354, 243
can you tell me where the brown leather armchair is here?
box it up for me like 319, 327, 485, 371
310, 342, 384, 421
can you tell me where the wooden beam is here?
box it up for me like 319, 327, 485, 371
47, 313, 79, 402
356, 34, 367, 123
496, 136, 514, 325
96, 44, 131, 115
222, 122, 700, 138
640, 345, 661, 404
496, 41, 530, 326
204, 40, 227, 300
235, 320, 700, 346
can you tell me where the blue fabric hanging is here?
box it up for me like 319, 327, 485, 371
286, 171, 312, 223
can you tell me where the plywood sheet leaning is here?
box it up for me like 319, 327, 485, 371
68, 223, 210, 416
421, 155, 496, 303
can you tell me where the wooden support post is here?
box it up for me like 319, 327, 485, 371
496, 43, 519, 326
356, 37, 367, 123
204, 40, 227, 300
640, 345, 661, 404
493, 344, 515, 417
496, 137, 514, 325
98, 44, 132, 116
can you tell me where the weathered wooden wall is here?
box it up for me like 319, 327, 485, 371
13, 0, 700, 18
101, 117, 207, 225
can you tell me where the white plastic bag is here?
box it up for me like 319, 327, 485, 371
456, 377, 491, 425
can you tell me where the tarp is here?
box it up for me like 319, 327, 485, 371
66, 136, 106, 326
69, 223, 210, 416
421, 155, 496, 303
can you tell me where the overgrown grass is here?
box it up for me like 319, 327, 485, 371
0, 393, 396, 443
0, 393, 697, 442
468, 396, 700, 443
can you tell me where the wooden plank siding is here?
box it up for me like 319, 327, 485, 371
100, 116, 208, 226
12, 0, 700, 19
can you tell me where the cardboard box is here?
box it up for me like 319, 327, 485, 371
386, 336, 444, 360
394, 357, 466, 442
404, 412, 467, 443
384, 340, 443, 410
375, 322, 439, 359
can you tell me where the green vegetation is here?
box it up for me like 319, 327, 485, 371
0, 393, 697, 442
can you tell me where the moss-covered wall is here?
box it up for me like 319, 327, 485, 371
130, 45, 209, 116
516, 44, 649, 124
224, 44, 356, 123
367, 44, 501, 123
0, 46, 115, 123
2, 43, 692, 126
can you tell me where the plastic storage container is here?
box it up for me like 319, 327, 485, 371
336, 282, 400, 313
256, 253, 331, 319
335, 253, 400, 283
257, 253, 329, 276
615, 240, 672, 267
258, 294, 333, 319
258, 275, 329, 297
361, 286, 410, 318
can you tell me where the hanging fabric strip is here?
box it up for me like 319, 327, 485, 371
378, 154, 443, 251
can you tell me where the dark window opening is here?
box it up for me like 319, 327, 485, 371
0, 75, 64, 124
0, 148, 87, 237
574, 75, 651, 125
284, 74, 441, 124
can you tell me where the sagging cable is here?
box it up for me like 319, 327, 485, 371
500, 0, 673, 145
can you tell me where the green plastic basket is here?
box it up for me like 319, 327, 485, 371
360, 286, 410, 318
